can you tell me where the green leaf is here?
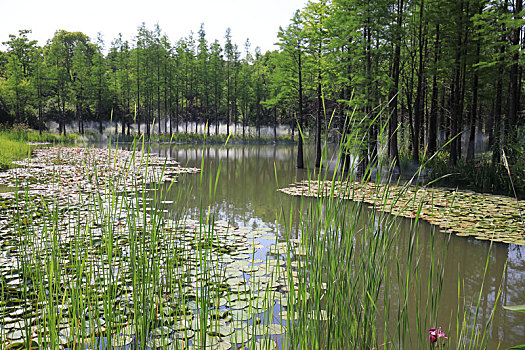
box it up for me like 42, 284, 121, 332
507, 345, 525, 350
503, 304, 525, 313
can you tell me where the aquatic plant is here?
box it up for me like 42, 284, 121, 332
0, 124, 507, 350
428, 327, 448, 345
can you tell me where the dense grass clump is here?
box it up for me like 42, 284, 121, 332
427, 152, 525, 199
0, 135, 32, 170
0, 124, 80, 144
0, 124, 80, 169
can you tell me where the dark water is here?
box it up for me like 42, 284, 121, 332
148, 143, 524, 349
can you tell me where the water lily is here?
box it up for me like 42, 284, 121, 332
428, 327, 448, 345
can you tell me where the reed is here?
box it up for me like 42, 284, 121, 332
0, 115, 503, 350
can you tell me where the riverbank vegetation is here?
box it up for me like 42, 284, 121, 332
107, 131, 295, 145
153, 132, 294, 145
0, 124, 79, 143
427, 151, 525, 199
0, 124, 79, 169
0, 135, 31, 170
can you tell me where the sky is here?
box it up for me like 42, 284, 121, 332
1, 0, 309, 53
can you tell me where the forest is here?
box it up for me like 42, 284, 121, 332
1, 0, 524, 176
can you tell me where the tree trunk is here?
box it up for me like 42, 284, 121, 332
466, 4, 482, 162
492, 64, 504, 164
296, 48, 304, 169
506, 0, 522, 161
315, 76, 322, 168
449, 0, 464, 166
388, 0, 403, 170
273, 107, 277, 143
428, 23, 439, 156
412, 0, 425, 165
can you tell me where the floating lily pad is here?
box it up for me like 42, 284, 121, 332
279, 180, 525, 245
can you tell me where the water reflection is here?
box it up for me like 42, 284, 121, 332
151, 143, 524, 348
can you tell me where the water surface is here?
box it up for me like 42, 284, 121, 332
150, 143, 525, 348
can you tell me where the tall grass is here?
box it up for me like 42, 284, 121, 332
0, 135, 32, 170
279, 110, 502, 349
0, 116, 504, 350
0, 124, 79, 144
0, 124, 79, 169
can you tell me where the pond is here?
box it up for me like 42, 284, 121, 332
153, 143, 525, 349
0, 142, 523, 349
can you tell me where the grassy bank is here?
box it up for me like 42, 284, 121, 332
0, 125, 80, 170
0, 135, 32, 170
0, 125, 80, 144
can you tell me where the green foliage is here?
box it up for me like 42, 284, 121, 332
0, 135, 31, 170
0, 0, 524, 183
427, 154, 525, 199
503, 304, 525, 313
0, 124, 79, 143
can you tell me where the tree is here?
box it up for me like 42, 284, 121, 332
387, 0, 404, 170
197, 24, 210, 136
71, 39, 93, 135
303, 0, 330, 168
91, 33, 109, 135
278, 11, 307, 169
209, 40, 224, 135
239, 39, 254, 138
1, 30, 38, 125
46, 30, 90, 136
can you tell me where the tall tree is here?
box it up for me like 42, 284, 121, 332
209, 40, 224, 135
278, 11, 307, 169
388, 0, 404, 171
46, 30, 90, 136
2, 30, 37, 125
303, 0, 330, 168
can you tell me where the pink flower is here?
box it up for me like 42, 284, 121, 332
428, 327, 448, 344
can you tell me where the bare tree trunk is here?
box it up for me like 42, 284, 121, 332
428, 23, 440, 156
449, 0, 464, 166
315, 76, 322, 168
296, 48, 304, 169
412, 0, 425, 165
506, 0, 522, 161
467, 4, 482, 162
273, 107, 277, 143
388, 0, 403, 170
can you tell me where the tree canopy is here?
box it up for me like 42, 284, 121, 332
1, 0, 524, 170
